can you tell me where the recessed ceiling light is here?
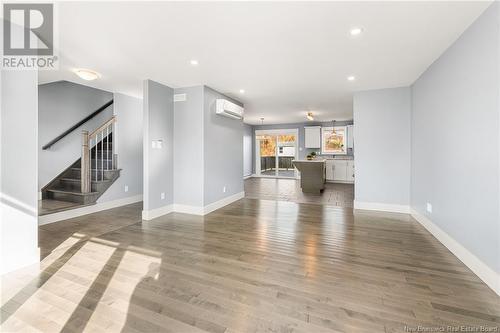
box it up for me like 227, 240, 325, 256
347, 75, 356, 81
239, 89, 245, 94
350, 27, 363, 36
74, 69, 100, 81
306, 112, 314, 121
190, 59, 199, 66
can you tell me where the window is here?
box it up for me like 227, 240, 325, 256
321, 126, 347, 155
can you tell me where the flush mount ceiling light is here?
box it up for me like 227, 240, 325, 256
350, 27, 363, 36
190, 59, 199, 66
239, 89, 245, 94
347, 75, 356, 81
74, 69, 100, 81
306, 112, 314, 121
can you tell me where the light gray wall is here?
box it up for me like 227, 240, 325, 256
38, 81, 113, 190
98, 93, 143, 203
1, 69, 39, 274
143, 80, 174, 211
203, 86, 244, 205
353, 87, 411, 207
251, 120, 353, 169
243, 124, 253, 177
173, 86, 204, 207
411, 3, 499, 272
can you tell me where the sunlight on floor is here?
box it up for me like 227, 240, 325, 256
1, 233, 161, 333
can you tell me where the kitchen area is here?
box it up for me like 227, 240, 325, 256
246, 121, 354, 207
293, 123, 354, 194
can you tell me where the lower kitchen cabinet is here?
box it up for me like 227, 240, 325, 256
325, 159, 354, 183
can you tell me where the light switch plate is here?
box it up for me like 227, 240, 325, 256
426, 203, 432, 213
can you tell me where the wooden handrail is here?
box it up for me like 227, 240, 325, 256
42, 99, 113, 150
89, 116, 116, 139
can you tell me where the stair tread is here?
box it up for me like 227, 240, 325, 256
46, 189, 99, 195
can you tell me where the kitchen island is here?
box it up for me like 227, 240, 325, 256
292, 159, 326, 194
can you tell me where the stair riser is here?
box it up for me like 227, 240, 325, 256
57, 180, 109, 192
47, 191, 98, 205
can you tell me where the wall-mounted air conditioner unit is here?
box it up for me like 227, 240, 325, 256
216, 99, 244, 120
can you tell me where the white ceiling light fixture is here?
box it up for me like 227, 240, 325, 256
74, 68, 101, 81
190, 59, 199, 66
306, 112, 314, 121
239, 89, 245, 94
347, 75, 356, 81
350, 27, 363, 36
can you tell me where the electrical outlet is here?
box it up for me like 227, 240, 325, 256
161, 192, 165, 200
426, 203, 432, 213
223, 186, 226, 193
124, 185, 129, 192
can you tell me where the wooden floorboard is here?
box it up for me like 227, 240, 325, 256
1, 182, 499, 332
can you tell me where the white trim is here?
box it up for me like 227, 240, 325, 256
172, 204, 204, 216
39, 195, 143, 225
411, 209, 500, 296
38, 191, 42, 201
243, 174, 253, 180
353, 200, 410, 214
203, 191, 244, 215
144, 191, 245, 218
142, 204, 173, 220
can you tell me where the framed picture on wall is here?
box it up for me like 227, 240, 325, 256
321, 126, 347, 155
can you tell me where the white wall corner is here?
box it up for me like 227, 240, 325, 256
411, 209, 500, 296
142, 204, 173, 221
39, 195, 143, 225
353, 200, 410, 214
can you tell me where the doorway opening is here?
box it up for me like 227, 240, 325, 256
255, 129, 298, 178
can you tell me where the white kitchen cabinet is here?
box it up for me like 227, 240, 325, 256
333, 160, 348, 181
325, 159, 354, 183
346, 125, 354, 149
304, 126, 321, 148
325, 160, 334, 180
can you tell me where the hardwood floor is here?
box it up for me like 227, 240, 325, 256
1, 199, 499, 332
245, 177, 354, 208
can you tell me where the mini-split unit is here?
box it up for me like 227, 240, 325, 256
216, 99, 244, 119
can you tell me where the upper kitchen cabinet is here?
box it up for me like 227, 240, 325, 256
304, 126, 321, 148
347, 124, 354, 149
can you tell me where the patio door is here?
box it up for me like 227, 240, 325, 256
255, 129, 298, 178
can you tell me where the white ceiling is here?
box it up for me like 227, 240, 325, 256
38, 1, 491, 125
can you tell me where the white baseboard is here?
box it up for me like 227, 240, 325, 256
243, 175, 253, 180
411, 209, 500, 296
203, 191, 245, 215
142, 204, 173, 220
39, 195, 143, 225
172, 204, 204, 216
353, 200, 410, 214
143, 191, 245, 219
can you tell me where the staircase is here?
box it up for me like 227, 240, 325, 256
41, 114, 120, 214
